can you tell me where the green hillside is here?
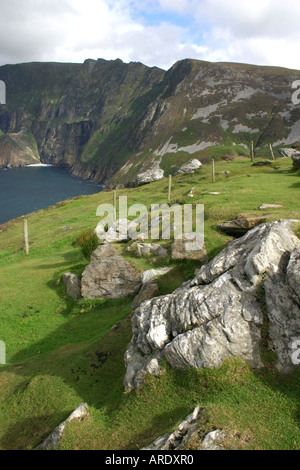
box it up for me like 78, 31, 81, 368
0, 156, 299, 450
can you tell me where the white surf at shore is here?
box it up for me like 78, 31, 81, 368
26, 163, 53, 167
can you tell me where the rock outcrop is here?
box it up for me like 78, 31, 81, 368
175, 159, 202, 175
124, 220, 300, 390
81, 244, 141, 300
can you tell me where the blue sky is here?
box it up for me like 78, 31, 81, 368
1, 0, 300, 70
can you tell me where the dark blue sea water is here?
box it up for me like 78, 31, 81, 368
0, 165, 103, 225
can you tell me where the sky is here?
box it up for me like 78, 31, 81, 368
1, 0, 300, 71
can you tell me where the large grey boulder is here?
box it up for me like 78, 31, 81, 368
124, 220, 300, 389
81, 244, 142, 300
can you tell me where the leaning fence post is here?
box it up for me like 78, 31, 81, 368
269, 143, 275, 160
23, 219, 29, 255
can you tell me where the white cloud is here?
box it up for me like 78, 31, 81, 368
0, 0, 300, 71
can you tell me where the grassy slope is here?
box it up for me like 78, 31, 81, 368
0, 157, 299, 450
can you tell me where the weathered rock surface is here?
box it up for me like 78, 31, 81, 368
142, 406, 203, 450
292, 154, 300, 169
96, 218, 138, 243
141, 267, 173, 284
279, 148, 300, 158
171, 234, 208, 262
217, 216, 266, 237
252, 160, 273, 166
124, 220, 300, 389
259, 203, 283, 210
39, 403, 89, 450
135, 243, 168, 258
131, 280, 160, 310
175, 159, 202, 175
134, 160, 164, 186
201, 430, 226, 450
63, 273, 81, 301
81, 244, 141, 299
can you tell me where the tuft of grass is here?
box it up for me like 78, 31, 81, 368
74, 230, 99, 260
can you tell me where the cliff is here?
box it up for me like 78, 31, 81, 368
1, 58, 300, 185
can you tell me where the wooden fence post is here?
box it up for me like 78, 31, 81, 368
269, 143, 275, 160
113, 190, 117, 221
23, 219, 29, 255
168, 175, 172, 201
212, 159, 215, 183
251, 141, 254, 162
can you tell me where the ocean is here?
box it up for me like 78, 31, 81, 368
0, 165, 103, 225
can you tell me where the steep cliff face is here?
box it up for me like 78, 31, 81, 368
0, 58, 300, 185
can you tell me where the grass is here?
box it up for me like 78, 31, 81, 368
0, 156, 299, 450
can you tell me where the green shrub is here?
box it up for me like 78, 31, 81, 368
75, 229, 99, 259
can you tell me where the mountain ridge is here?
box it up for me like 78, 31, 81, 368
1, 57, 300, 186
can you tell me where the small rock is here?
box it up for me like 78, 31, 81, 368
171, 234, 208, 262
176, 159, 202, 175
201, 430, 226, 450
142, 406, 203, 450
259, 204, 283, 210
217, 216, 266, 237
39, 403, 89, 450
141, 267, 172, 284
252, 160, 273, 166
135, 243, 168, 258
63, 273, 81, 301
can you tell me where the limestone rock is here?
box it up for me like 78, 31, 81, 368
39, 403, 89, 450
124, 220, 300, 390
259, 204, 283, 210
175, 159, 202, 175
252, 160, 273, 166
142, 406, 203, 450
292, 154, 300, 170
96, 218, 138, 243
217, 216, 266, 237
131, 281, 160, 310
141, 267, 173, 284
81, 244, 142, 299
279, 148, 300, 158
135, 243, 168, 258
201, 430, 226, 450
171, 234, 208, 262
63, 273, 81, 301
134, 160, 164, 186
